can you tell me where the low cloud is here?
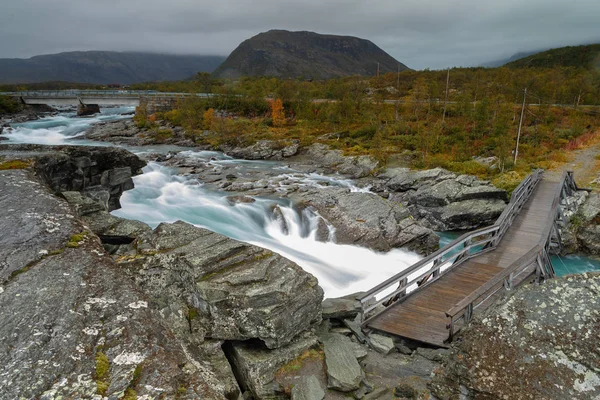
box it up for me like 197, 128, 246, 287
1, 0, 599, 69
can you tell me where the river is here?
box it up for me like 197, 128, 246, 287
6, 107, 424, 298
6, 108, 598, 297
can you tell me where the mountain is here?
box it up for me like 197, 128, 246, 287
213, 30, 409, 79
480, 50, 541, 68
0, 51, 226, 84
504, 44, 600, 69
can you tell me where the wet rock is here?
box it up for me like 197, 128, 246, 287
227, 334, 319, 399
0, 169, 238, 399
77, 103, 100, 116
123, 221, 323, 349
320, 333, 364, 392
368, 334, 395, 355
292, 188, 439, 254
227, 195, 256, 205
431, 273, 600, 400
290, 375, 325, 400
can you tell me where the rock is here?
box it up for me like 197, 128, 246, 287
77, 103, 100, 116
368, 334, 395, 355
303, 143, 378, 179
320, 333, 364, 392
0, 144, 146, 212
291, 375, 325, 400
414, 347, 449, 362
394, 383, 418, 399
380, 167, 508, 231
343, 318, 368, 344
227, 195, 256, 205
223, 139, 300, 160
123, 220, 323, 349
431, 273, 600, 399
322, 297, 362, 320
363, 387, 390, 400
0, 169, 238, 399
351, 342, 369, 361
62, 191, 105, 215
291, 188, 439, 254
227, 333, 319, 399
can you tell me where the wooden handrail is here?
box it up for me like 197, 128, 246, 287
359, 169, 543, 324
445, 170, 578, 340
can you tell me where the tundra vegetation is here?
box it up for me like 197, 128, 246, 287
129, 66, 600, 193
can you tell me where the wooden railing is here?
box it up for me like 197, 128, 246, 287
359, 169, 544, 326
445, 170, 580, 340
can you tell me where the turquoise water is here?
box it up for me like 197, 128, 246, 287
438, 231, 600, 276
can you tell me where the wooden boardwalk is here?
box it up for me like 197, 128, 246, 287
365, 179, 558, 347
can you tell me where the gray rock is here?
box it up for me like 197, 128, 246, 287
228, 333, 319, 399
415, 347, 449, 362
379, 167, 508, 231
431, 273, 600, 400
0, 169, 238, 399
303, 143, 379, 179
291, 188, 439, 254
351, 342, 369, 361
343, 318, 368, 344
321, 333, 364, 392
224, 140, 300, 161
322, 297, 361, 320
123, 221, 323, 349
363, 387, 390, 400
368, 334, 395, 355
291, 375, 325, 400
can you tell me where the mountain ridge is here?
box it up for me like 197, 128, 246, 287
0, 51, 226, 84
213, 29, 410, 79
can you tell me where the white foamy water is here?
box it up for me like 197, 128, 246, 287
6, 110, 424, 298
113, 163, 423, 298
5, 106, 133, 145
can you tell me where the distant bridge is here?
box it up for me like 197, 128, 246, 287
1, 90, 214, 107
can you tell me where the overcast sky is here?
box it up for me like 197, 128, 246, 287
1, 0, 599, 70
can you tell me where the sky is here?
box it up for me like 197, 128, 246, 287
1, 0, 599, 70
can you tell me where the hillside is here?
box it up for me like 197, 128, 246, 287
0, 51, 226, 84
213, 30, 409, 79
480, 50, 541, 68
505, 44, 600, 69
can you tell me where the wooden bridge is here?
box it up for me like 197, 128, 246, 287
359, 170, 582, 347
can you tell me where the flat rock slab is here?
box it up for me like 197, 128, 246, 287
368, 333, 395, 355
320, 333, 364, 392
291, 375, 325, 400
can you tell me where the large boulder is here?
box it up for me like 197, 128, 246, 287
222, 139, 300, 160
379, 168, 508, 231
572, 192, 600, 254
0, 169, 239, 399
431, 273, 600, 399
120, 220, 324, 349
226, 333, 319, 399
0, 144, 146, 211
302, 143, 379, 179
291, 188, 439, 254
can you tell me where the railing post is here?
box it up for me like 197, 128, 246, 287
433, 258, 441, 278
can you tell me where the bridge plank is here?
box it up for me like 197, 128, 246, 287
366, 180, 557, 346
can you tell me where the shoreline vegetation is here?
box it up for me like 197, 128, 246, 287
124, 66, 600, 192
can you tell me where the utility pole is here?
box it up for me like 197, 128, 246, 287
377, 62, 380, 78
514, 88, 527, 165
397, 65, 400, 89
442, 68, 450, 123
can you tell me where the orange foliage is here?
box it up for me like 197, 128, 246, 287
147, 114, 157, 122
203, 108, 215, 130
270, 98, 285, 127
